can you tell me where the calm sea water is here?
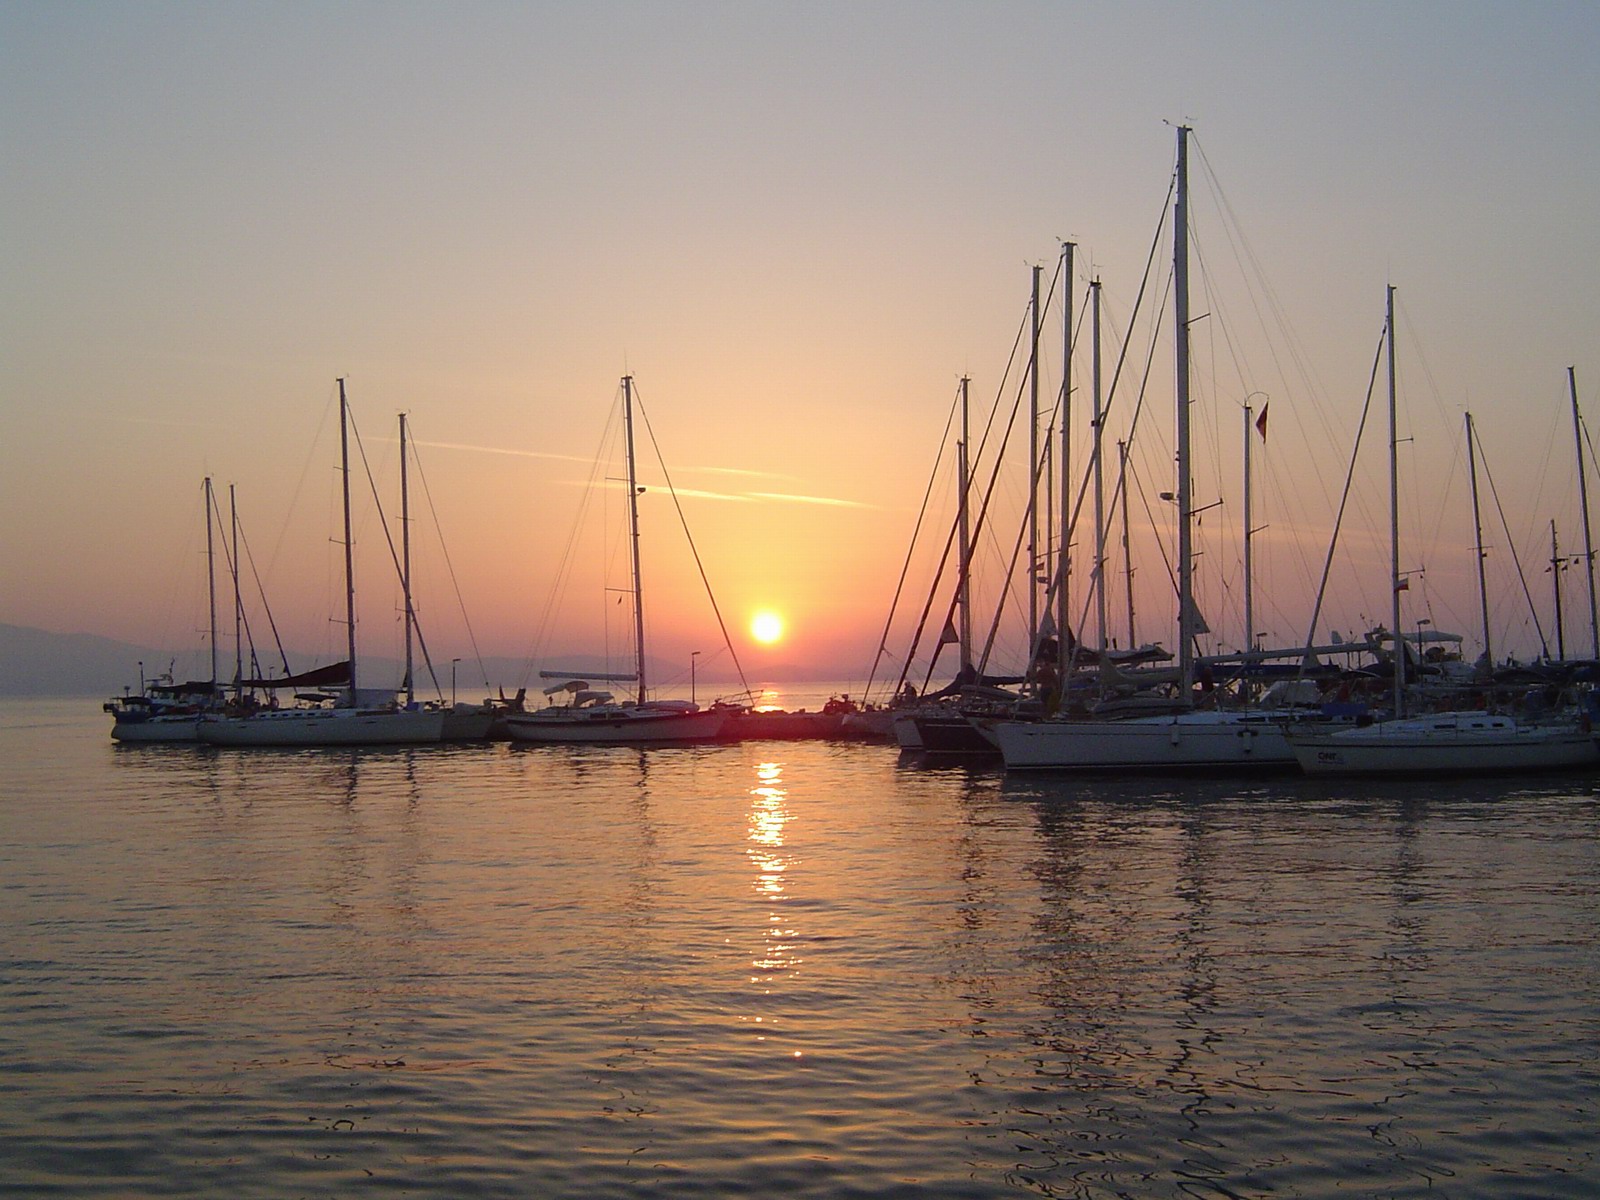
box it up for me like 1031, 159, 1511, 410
2, 693, 1598, 1198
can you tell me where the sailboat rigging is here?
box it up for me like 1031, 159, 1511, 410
198, 380, 444, 746
1286, 304, 1599, 775
503, 376, 729, 744
993, 126, 1312, 772
104, 477, 225, 741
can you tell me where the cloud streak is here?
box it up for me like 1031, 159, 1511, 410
413, 440, 870, 507
749, 491, 876, 509
415, 439, 796, 485
413, 439, 596, 466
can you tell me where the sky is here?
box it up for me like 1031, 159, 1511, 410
5, 1, 1600, 695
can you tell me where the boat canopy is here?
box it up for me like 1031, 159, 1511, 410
149, 679, 220, 697
237, 660, 352, 690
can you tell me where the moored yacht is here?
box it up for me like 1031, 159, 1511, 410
1286, 709, 1599, 776
198, 380, 442, 748
502, 377, 727, 747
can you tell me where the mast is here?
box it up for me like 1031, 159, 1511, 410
204, 476, 218, 687
230, 483, 242, 699
1028, 264, 1042, 679
1091, 277, 1107, 652
1387, 287, 1404, 716
1569, 367, 1599, 658
1466, 412, 1492, 672
1057, 241, 1074, 680
1243, 400, 1255, 670
1174, 125, 1195, 694
338, 378, 358, 699
1119, 439, 1136, 647
1551, 520, 1566, 662
1043, 429, 1054, 622
623, 375, 647, 705
400, 411, 415, 707
957, 375, 973, 670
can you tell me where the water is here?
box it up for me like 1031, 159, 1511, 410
2, 695, 1598, 1198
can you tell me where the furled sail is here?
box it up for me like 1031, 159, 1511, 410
237, 661, 352, 689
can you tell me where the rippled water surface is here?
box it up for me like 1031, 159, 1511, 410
3, 696, 1598, 1198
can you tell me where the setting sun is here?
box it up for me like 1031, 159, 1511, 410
750, 611, 785, 645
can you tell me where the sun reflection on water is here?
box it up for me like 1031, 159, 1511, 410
747, 761, 800, 982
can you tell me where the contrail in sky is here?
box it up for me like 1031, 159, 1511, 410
415, 440, 792, 482
415, 440, 870, 507
413, 439, 596, 466
749, 491, 876, 509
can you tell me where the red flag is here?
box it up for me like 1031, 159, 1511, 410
1395, 576, 1409, 592
1255, 403, 1269, 442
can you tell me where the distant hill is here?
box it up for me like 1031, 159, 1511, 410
0, 622, 169, 697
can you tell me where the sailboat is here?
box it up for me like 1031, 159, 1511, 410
198, 380, 444, 747
991, 127, 1305, 772
898, 259, 1070, 758
502, 376, 728, 745
1286, 370, 1599, 776
897, 375, 1020, 756
104, 478, 225, 742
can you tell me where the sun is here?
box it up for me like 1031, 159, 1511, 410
750, 610, 785, 645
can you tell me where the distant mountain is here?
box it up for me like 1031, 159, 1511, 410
0, 622, 172, 697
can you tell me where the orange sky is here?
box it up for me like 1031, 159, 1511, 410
6, 6, 1600, 695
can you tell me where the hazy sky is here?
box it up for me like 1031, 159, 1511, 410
5, 1, 1600, 691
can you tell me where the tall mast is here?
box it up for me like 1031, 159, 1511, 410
957, 375, 973, 669
1387, 287, 1404, 716
338, 378, 358, 699
1057, 241, 1074, 681
204, 476, 218, 687
1569, 367, 1599, 658
230, 483, 242, 699
623, 375, 647, 705
1243, 400, 1255, 670
1174, 125, 1195, 694
1028, 264, 1042, 678
1091, 277, 1107, 652
1043, 429, 1054, 611
400, 411, 414, 707
1119, 439, 1136, 647
1551, 520, 1566, 662
1466, 412, 1492, 672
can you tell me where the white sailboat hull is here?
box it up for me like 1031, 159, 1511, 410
109, 714, 204, 743
994, 710, 1298, 772
1288, 713, 1599, 776
198, 707, 445, 747
503, 706, 727, 745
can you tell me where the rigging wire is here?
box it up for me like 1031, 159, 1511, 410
407, 431, 496, 693
1299, 324, 1387, 660
630, 381, 751, 698
861, 379, 964, 702
346, 404, 447, 699
1471, 418, 1550, 658
511, 400, 619, 687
